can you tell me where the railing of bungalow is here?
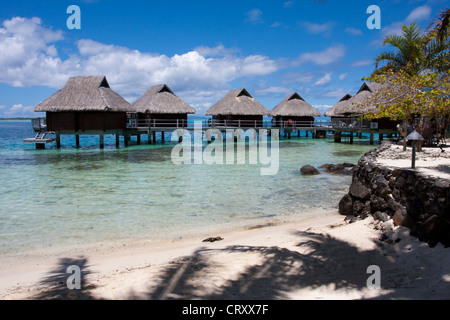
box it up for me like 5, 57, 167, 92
127, 119, 333, 129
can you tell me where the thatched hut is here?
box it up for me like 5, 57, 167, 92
324, 94, 352, 118
339, 82, 383, 116
205, 88, 269, 127
131, 84, 196, 127
34, 76, 133, 132
270, 93, 321, 126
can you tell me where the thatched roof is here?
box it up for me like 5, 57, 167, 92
34, 76, 133, 112
331, 82, 383, 116
324, 94, 352, 117
131, 84, 196, 114
270, 93, 321, 117
205, 89, 269, 116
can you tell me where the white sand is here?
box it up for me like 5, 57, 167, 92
375, 143, 450, 180
1, 211, 449, 300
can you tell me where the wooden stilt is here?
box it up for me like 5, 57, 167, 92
370, 133, 374, 145
56, 132, 61, 149
152, 131, 156, 144
76, 135, 80, 148
100, 134, 104, 149
137, 135, 141, 145
334, 132, 341, 143
148, 133, 152, 145
161, 131, 165, 142
350, 133, 354, 144
116, 132, 120, 147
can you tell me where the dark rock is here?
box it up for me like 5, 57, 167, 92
373, 211, 390, 222
349, 180, 371, 200
300, 165, 320, 175
202, 236, 224, 243
370, 195, 388, 212
373, 174, 391, 195
339, 194, 353, 216
343, 163, 356, 168
414, 215, 450, 247
352, 200, 364, 216
393, 207, 416, 228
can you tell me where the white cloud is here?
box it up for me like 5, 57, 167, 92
245, 9, 263, 24
0, 104, 37, 118
351, 58, 373, 67
193, 44, 238, 57
322, 88, 352, 98
283, 1, 295, 8
314, 73, 332, 86
0, 17, 70, 88
405, 5, 432, 24
296, 44, 346, 66
0, 17, 281, 109
254, 86, 293, 97
300, 21, 334, 36
338, 73, 347, 81
345, 27, 363, 36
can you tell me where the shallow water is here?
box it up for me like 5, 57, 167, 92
0, 120, 377, 255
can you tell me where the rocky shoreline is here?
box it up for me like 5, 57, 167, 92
339, 141, 450, 248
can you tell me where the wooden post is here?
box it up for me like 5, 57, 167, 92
148, 133, 152, 145
379, 133, 384, 141
56, 132, 61, 149
116, 132, 120, 148
350, 133, 354, 144
75, 135, 80, 148
124, 135, 129, 147
137, 134, 141, 145
334, 131, 341, 143
152, 131, 156, 144
100, 134, 104, 149
370, 133, 374, 145
161, 131, 165, 142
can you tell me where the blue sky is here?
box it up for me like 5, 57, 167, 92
0, 0, 447, 117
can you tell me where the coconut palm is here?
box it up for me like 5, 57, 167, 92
374, 23, 428, 76
425, 8, 450, 73
427, 8, 449, 45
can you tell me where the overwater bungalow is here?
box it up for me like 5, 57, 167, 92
325, 82, 400, 144
338, 82, 399, 132
130, 84, 196, 128
324, 93, 353, 118
205, 88, 270, 127
270, 93, 321, 127
32, 76, 134, 148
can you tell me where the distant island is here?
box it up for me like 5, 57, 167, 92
0, 118, 34, 120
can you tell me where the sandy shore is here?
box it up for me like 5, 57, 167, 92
1, 210, 449, 300
375, 143, 450, 180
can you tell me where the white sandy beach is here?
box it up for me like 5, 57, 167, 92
1, 209, 449, 300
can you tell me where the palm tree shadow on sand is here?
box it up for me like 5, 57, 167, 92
32, 256, 97, 300
125, 231, 450, 300
33, 230, 449, 300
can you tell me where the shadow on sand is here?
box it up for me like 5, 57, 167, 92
33, 230, 450, 300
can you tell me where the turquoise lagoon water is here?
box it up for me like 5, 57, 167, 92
0, 120, 377, 255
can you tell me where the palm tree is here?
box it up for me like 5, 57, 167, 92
374, 23, 428, 76
427, 8, 449, 45
425, 8, 450, 73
